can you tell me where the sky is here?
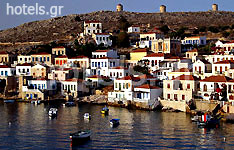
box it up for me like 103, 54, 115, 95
0, 0, 233, 30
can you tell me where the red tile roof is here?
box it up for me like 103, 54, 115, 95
16, 63, 32, 66
173, 75, 198, 81
0, 65, 10, 68
200, 75, 232, 82
0, 51, 8, 54
56, 55, 68, 58
131, 48, 147, 53
53, 46, 65, 48
214, 60, 234, 64
145, 53, 164, 57
94, 50, 109, 52
187, 49, 198, 52
173, 68, 191, 72
117, 75, 140, 81
111, 66, 128, 70
135, 84, 160, 89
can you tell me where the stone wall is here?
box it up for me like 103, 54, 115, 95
195, 100, 218, 112
159, 100, 188, 112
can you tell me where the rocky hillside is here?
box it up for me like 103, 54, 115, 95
0, 10, 234, 44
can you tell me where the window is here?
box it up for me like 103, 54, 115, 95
35, 57, 38, 61
215, 66, 217, 71
47, 57, 50, 62
40, 57, 42, 62
174, 94, 177, 100
1, 71, 3, 75
167, 84, 170, 88
115, 82, 118, 88
5, 71, 8, 76
32, 57, 35, 61
187, 84, 190, 89
126, 83, 129, 89
167, 94, 170, 99
225, 66, 228, 71
182, 95, 185, 100
92, 62, 94, 67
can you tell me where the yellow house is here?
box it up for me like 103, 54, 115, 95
151, 38, 181, 55
31, 64, 48, 78
130, 48, 148, 61
185, 49, 198, 62
52, 46, 66, 56
0, 51, 16, 65
31, 52, 52, 66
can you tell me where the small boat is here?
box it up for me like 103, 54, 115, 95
65, 101, 76, 107
4, 100, 15, 103
84, 113, 91, 120
197, 114, 221, 128
70, 130, 91, 145
48, 108, 58, 117
191, 115, 199, 122
101, 106, 109, 115
110, 119, 120, 128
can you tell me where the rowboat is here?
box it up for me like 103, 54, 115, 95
84, 113, 91, 119
70, 130, 91, 145
101, 106, 109, 115
110, 119, 120, 128
48, 108, 58, 117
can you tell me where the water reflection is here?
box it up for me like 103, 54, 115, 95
0, 102, 234, 149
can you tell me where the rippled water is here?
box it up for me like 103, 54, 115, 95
0, 102, 234, 149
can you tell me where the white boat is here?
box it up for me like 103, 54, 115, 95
110, 119, 120, 128
48, 108, 58, 117
4, 100, 15, 103
84, 113, 91, 119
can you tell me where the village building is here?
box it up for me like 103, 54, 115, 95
198, 75, 232, 101
52, 46, 66, 56
138, 32, 164, 48
55, 55, 68, 67
83, 20, 102, 36
151, 38, 181, 55
163, 75, 199, 101
167, 68, 192, 80
92, 49, 118, 59
17, 55, 32, 64
68, 55, 89, 68
48, 68, 73, 81
61, 78, 89, 98
193, 59, 212, 79
182, 36, 206, 46
31, 52, 52, 66
212, 60, 234, 75
0, 51, 16, 65
215, 40, 234, 51
22, 79, 57, 100
0, 65, 15, 77
92, 33, 112, 47
128, 26, 140, 33
31, 64, 48, 78
108, 66, 129, 80
16, 63, 32, 76
141, 53, 165, 72
185, 49, 198, 62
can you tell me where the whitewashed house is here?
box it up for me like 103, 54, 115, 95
212, 60, 234, 75
68, 55, 89, 68
215, 40, 234, 51
108, 66, 129, 80
0, 65, 15, 77
182, 36, 206, 46
83, 20, 102, 35
141, 53, 165, 72
92, 49, 118, 59
138, 32, 164, 48
16, 63, 32, 76
92, 33, 112, 47
134, 84, 162, 106
17, 55, 32, 64
199, 75, 232, 100
128, 26, 140, 33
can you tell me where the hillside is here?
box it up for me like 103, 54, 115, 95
0, 10, 234, 52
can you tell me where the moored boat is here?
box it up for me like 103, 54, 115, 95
70, 130, 91, 145
4, 100, 15, 103
197, 113, 221, 128
110, 119, 120, 128
84, 113, 91, 119
48, 108, 58, 117
101, 106, 109, 115
65, 101, 76, 107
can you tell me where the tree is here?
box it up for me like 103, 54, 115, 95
118, 16, 130, 31
160, 25, 170, 34
133, 65, 149, 75
208, 26, 219, 33
222, 31, 230, 38
198, 26, 207, 32
117, 32, 129, 48
75, 16, 81, 22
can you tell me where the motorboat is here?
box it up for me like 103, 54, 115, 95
4, 100, 15, 103
48, 108, 58, 117
101, 106, 109, 115
84, 113, 91, 120
64, 101, 76, 107
70, 130, 91, 145
110, 119, 120, 128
